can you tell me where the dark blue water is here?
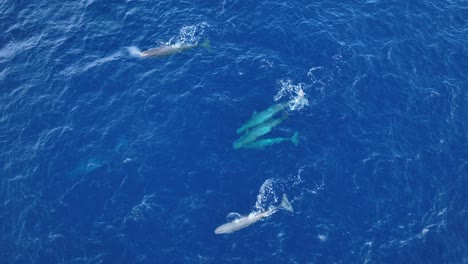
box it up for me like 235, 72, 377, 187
1, 0, 467, 263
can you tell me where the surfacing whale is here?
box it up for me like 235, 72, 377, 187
129, 39, 210, 58
214, 194, 294, 234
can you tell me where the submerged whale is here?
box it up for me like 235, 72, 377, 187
214, 194, 294, 234
236, 102, 289, 135
242, 131, 299, 149
129, 39, 210, 58
233, 114, 287, 149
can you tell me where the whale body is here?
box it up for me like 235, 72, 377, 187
141, 44, 194, 57
214, 194, 293, 234
129, 39, 210, 58
236, 102, 289, 135
233, 115, 287, 149
242, 131, 299, 149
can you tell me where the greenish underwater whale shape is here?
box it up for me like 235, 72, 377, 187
242, 131, 299, 149
236, 101, 289, 135
233, 114, 287, 149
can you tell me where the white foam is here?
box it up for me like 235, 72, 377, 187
127, 46, 142, 58
274, 79, 310, 111
318, 234, 328, 242
173, 23, 210, 46
217, 0, 227, 14
255, 178, 278, 212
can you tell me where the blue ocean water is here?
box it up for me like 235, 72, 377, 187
1, 0, 467, 263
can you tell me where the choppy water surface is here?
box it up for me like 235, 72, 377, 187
1, 0, 466, 263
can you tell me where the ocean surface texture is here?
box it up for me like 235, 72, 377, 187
1, 0, 467, 263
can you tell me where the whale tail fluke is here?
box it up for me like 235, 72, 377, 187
291, 131, 299, 146
201, 38, 211, 50
280, 194, 294, 213
127, 46, 143, 58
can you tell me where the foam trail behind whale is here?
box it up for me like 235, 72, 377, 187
127, 46, 143, 58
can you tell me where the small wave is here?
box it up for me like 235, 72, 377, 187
274, 79, 310, 111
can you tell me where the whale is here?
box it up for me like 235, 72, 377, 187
214, 194, 293, 234
236, 102, 289, 135
233, 114, 287, 149
129, 39, 210, 58
242, 131, 299, 149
